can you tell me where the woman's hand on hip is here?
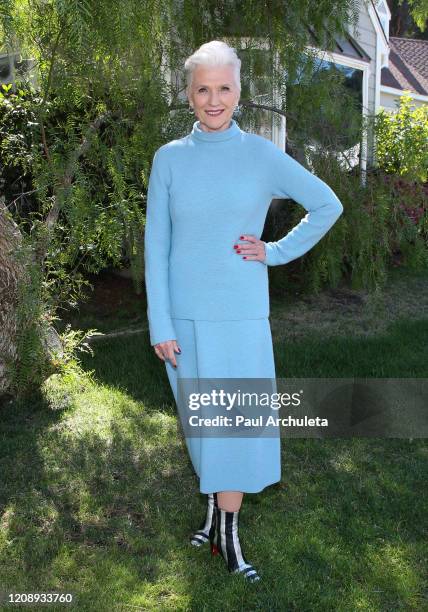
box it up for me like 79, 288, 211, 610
154, 339, 181, 368
234, 234, 266, 262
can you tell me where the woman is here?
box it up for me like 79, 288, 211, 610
144, 40, 343, 582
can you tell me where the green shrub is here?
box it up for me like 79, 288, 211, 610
373, 93, 428, 182
265, 153, 427, 299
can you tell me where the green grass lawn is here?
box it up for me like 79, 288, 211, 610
0, 268, 427, 611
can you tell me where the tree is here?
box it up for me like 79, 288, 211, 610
403, 0, 428, 32
388, 0, 428, 38
0, 0, 361, 399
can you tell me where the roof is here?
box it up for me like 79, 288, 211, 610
381, 37, 428, 96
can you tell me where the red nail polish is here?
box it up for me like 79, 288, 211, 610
243, 256, 247, 259
233, 245, 238, 249
240, 235, 244, 239
237, 250, 241, 253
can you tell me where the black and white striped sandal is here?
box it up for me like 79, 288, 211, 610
210, 505, 261, 582
190, 492, 218, 547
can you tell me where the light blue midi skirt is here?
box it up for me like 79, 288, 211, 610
165, 317, 281, 493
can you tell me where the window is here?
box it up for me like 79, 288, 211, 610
376, 0, 390, 40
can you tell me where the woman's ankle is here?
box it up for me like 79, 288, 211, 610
217, 491, 243, 512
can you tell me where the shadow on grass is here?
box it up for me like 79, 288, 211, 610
0, 318, 426, 609
74, 318, 428, 409
273, 318, 428, 378
77, 327, 175, 413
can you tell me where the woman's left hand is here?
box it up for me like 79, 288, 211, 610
234, 234, 266, 262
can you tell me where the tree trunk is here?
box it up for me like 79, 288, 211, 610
0, 197, 63, 400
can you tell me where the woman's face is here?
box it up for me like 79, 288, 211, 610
187, 64, 240, 133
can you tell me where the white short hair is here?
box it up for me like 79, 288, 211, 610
184, 40, 241, 93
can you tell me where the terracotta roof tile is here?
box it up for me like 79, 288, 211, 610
381, 37, 428, 96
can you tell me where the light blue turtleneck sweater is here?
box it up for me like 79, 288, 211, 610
144, 118, 343, 346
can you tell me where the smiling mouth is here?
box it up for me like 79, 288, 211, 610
205, 109, 225, 116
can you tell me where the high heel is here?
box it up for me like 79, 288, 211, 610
190, 492, 218, 547
210, 506, 261, 582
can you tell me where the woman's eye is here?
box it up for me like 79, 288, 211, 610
198, 87, 230, 92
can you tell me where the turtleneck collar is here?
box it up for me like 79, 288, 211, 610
190, 117, 241, 143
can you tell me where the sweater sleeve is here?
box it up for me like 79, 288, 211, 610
144, 147, 177, 346
262, 142, 343, 266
